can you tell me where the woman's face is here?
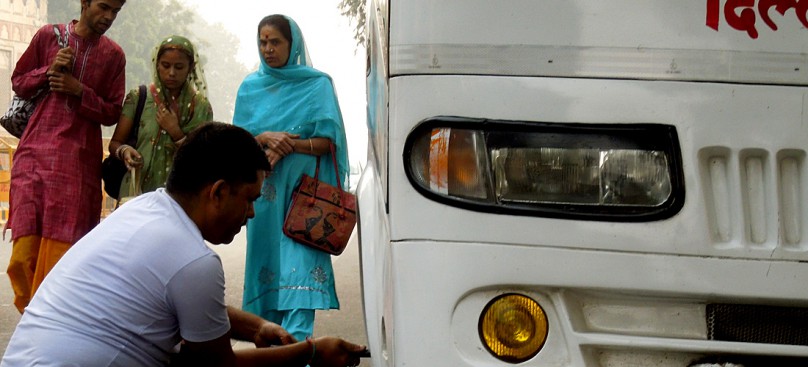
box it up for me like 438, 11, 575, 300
259, 24, 290, 68
157, 49, 191, 93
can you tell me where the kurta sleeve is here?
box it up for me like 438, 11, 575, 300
11, 25, 51, 99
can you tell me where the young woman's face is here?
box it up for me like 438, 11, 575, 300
157, 49, 191, 93
259, 25, 290, 68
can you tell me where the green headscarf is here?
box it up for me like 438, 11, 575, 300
149, 35, 207, 115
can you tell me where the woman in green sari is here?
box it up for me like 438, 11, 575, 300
109, 35, 212, 199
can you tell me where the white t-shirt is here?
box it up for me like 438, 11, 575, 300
1, 189, 230, 367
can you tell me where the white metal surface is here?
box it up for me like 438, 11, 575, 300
359, 0, 808, 366
389, 0, 808, 84
387, 76, 808, 261
391, 0, 808, 51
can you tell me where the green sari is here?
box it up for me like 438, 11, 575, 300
119, 36, 212, 198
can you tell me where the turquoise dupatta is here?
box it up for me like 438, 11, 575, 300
233, 16, 349, 183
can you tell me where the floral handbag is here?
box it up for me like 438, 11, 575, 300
283, 144, 357, 255
0, 24, 68, 138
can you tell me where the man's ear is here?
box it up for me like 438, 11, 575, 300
208, 179, 230, 205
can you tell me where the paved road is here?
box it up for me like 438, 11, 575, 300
0, 226, 370, 366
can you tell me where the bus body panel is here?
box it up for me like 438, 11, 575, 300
389, 0, 808, 85
386, 241, 808, 366
390, 0, 808, 52
386, 76, 808, 261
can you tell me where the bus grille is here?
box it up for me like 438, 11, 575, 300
707, 304, 808, 346
701, 150, 806, 248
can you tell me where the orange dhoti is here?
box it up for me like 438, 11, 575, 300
6, 235, 71, 313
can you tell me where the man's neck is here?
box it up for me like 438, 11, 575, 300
72, 21, 101, 40
168, 188, 216, 244
168, 190, 206, 228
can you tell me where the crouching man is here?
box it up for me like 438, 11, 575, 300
1, 122, 365, 367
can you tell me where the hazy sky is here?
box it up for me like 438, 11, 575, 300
179, 0, 368, 166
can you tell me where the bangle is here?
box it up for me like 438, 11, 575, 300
115, 144, 131, 160
174, 135, 186, 145
305, 336, 316, 365
308, 138, 313, 153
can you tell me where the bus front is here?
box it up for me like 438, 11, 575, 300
358, 0, 808, 365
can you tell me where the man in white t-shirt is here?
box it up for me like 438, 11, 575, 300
1, 122, 365, 367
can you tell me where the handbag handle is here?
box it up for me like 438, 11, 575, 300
129, 166, 141, 196
310, 143, 343, 187
307, 143, 347, 213
328, 143, 343, 192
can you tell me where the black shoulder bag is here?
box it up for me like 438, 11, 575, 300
102, 85, 146, 199
0, 24, 68, 138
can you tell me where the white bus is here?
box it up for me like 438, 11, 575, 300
356, 0, 808, 366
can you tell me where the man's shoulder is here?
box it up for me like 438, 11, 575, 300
29, 23, 59, 40
38, 23, 65, 31
98, 35, 126, 60
35, 23, 54, 32
119, 192, 205, 246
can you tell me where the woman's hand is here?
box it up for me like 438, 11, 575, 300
156, 105, 182, 138
265, 148, 284, 168
257, 131, 300, 156
121, 147, 143, 170
253, 321, 296, 348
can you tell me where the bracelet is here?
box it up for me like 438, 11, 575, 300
115, 144, 131, 160
174, 136, 186, 145
305, 336, 316, 365
308, 138, 313, 154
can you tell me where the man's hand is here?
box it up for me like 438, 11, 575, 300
46, 47, 82, 97
48, 47, 74, 74
253, 321, 296, 348
47, 71, 83, 97
312, 337, 366, 367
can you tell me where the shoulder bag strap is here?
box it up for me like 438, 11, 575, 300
125, 85, 147, 147
133, 85, 147, 126
53, 24, 68, 49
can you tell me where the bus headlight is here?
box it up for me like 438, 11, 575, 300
405, 117, 684, 221
479, 294, 548, 363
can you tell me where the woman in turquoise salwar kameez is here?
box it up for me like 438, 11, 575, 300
234, 14, 349, 341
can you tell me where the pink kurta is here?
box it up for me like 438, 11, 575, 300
8, 22, 125, 243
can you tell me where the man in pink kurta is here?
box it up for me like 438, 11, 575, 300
5, 0, 127, 313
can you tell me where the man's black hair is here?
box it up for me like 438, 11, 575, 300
166, 122, 270, 196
